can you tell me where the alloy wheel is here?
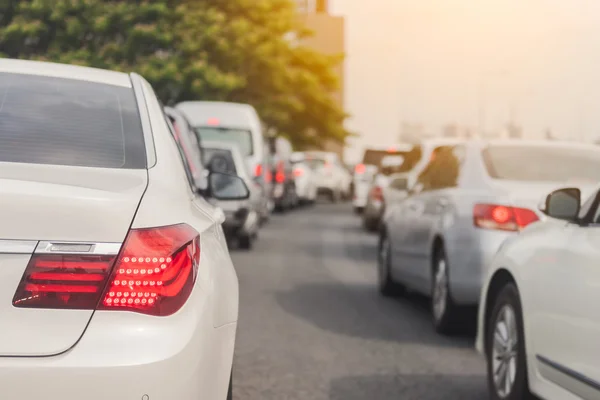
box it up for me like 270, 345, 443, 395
491, 304, 518, 398
432, 258, 448, 322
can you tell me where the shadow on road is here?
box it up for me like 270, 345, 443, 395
275, 282, 475, 349
329, 373, 487, 400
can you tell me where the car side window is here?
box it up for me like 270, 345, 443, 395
417, 145, 462, 191
164, 113, 197, 192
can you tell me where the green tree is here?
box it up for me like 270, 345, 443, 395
0, 0, 349, 149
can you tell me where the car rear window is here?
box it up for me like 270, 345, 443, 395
195, 127, 253, 157
483, 145, 600, 182
362, 146, 422, 173
0, 72, 146, 169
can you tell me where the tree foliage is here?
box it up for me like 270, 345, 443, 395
0, 0, 349, 148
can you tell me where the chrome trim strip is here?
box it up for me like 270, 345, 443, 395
0, 240, 38, 254
35, 241, 122, 255
537, 355, 600, 397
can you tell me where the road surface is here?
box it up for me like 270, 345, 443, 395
231, 203, 487, 400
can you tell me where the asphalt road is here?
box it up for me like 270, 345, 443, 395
231, 202, 488, 400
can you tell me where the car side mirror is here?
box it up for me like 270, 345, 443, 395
208, 171, 250, 201
540, 187, 581, 221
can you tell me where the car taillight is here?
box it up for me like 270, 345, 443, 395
13, 224, 200, 317
275, 171, 286, 183
255, 163, 263, 177
473, 204, 539, 232
293, 167, 304, 177
355, 163, 366, 174
370, 186, 384, 201
13, 254, 116, 309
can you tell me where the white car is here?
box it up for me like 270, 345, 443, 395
290, 152, 318, 204
0, 58, 245, 400
352, 144, 415, 213
476, 185, 600, 400
304, 151, 351, 202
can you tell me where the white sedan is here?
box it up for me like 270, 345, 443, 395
0, 58, 244, 400
476, 186, 600, 400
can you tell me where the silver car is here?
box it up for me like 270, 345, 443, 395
379, 139, 600, 335
203, 140, 262, 249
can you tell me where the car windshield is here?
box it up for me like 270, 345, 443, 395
362, 146, 422, 173
0, 72, 146, 168
483, 145, 600, 182
195, 127, 253, 157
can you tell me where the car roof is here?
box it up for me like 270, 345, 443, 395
0, 58, 132, 87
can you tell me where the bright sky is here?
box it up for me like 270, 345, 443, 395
329, 0, 600, 163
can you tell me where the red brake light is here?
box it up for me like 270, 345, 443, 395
473, 204, 539, 231
13, 254, 116, 309
255, 163, 263, 177
275, 171, 286, 183
355, 163, 366, 174
13, 224, 201, 317
99, 224, 200, 316
206, 118, 220, 126
387, 147, 397, 153
293, 167, 304, 177
370, 186, 384, 202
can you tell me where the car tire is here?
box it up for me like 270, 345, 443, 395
486, 283, 534, 400
354, 206, 364, 215
238, 234, 253, 250
431, 245, 462, 335
378, 232, 405, 297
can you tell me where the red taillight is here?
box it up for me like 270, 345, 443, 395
99, 224, 200, 316
13, 224, 201, 317
473, 204, 539, 232
13, 254, 116, 309
275, 171, 286, 183
370, 186, 384, 201
293, 167, 304, 177
255, 164, 263, 177
355, 163, 366, 174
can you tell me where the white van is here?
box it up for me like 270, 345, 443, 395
176, 101, 270, 220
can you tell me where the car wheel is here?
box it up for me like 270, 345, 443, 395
354, 206, 364, 215
238, 234, 253, 250
486, 283, 534, 400
363, 216, 379, 232
378, 233, 405, 297
431, 246, 461, 334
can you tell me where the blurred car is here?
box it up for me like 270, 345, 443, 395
353, 144, 418, 213
476, 186, 600, 400
268, 137, 299, 212
290, 152, 318, 204
363, 170, 411, 232
304, 151, 351, 202
362, 154, 411, 231
0, 58, 246, 400
175, 101, 271, 223
379, 139, 600, 335
203, 141, 262, 249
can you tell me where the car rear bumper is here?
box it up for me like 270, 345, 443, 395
0, 285, 236, 400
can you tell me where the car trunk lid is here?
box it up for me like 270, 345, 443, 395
0, 163, 147, 356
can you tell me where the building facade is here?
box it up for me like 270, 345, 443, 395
295, 0, 346, 161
